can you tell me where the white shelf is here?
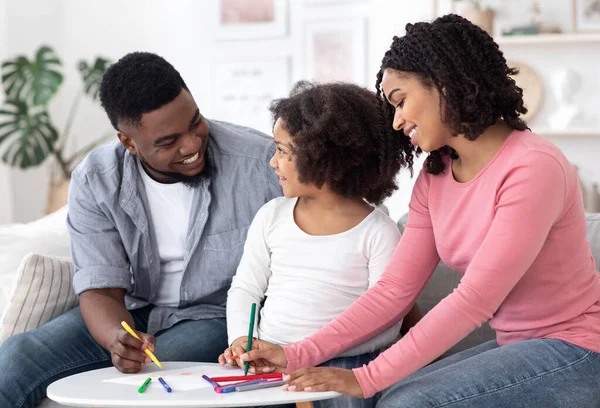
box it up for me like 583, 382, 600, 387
496, 33, 600, 45
536, 128, 600, 138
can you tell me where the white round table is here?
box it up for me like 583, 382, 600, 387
47, 362, 340, 407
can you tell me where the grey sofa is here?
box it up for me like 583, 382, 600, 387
398, 213, 600, 358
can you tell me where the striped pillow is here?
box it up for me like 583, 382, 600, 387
0, 253, 78, 344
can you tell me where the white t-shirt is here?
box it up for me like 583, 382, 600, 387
137, 160, 194, 307
227, 197, 402, 357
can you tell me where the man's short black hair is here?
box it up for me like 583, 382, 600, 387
99, 52, 188, 130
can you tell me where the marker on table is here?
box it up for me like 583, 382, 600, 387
202, 374, 220, 389
235, 379, 286, 392
212, 378, 251, 394
216, 379, 266, 394
138, 377, 152, 393
158, 377, 172, 393
120, 321, 163, 369
244, 303, 257, 375
210, 373, 282, 382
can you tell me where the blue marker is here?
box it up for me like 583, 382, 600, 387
158, 377, 172, 393
217, 379, 266, 393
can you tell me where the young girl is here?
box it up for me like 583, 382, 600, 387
241, 15, 600, 407
219, 81, 413, 408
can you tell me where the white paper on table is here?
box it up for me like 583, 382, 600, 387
102, 365, 244, 391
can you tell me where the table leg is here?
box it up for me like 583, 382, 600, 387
295, 403, 314, 408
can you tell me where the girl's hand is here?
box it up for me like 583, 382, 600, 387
218, 336, 248, 368
283, 367, 363, 398
240, 341, 288, 373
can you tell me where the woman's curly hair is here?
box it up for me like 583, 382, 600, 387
269, 81, 407, 206
375, 14, 529, 175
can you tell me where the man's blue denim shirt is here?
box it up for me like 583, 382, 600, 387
67, 120, 281, 335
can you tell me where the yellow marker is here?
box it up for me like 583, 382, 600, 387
120, 321, 163, 369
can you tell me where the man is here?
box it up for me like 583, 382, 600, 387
0, 52, 281, 408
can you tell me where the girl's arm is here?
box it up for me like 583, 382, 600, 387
226, 200, 275, 345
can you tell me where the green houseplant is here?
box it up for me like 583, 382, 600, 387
0, 45, 112, 212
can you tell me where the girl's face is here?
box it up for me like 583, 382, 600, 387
380, 68, 451, 152
270, 118, 314, 198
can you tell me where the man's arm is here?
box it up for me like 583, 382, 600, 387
67, 169, 154, 373
79, 288, 131, 349
79, 288, 156, 372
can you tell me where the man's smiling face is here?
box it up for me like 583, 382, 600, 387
117, 89, 210, 184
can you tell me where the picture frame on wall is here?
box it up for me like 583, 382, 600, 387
573, 0, 600, 32
302, 19, 367, 86
211, 58, 291, 135
215, 0, 288, 40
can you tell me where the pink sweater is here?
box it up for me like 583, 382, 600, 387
283, 130, 600, 398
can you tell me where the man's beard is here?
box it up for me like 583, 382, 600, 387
137, 151, 211, 188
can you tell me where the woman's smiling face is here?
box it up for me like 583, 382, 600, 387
381, 68, 451, 153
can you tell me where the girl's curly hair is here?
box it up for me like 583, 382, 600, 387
269, 81, 409, 206
375, 14, 529, 175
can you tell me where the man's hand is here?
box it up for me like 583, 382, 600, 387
239, 341, 288, 373
218, 336, 248, 368
283, 367, 363, 398
108, 327, 156, 373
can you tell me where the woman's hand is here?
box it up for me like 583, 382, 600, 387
218, 336, 248, 368
283, 367, 363, 398
239, 341, 288, 373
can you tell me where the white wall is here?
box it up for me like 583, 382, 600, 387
496, 0, 600, 193
2, 0, 430, 222
2, 0, 599, 223
4, 0, 63, 223
0, 0, 13, 224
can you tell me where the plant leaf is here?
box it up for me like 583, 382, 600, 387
0, 100, 58, 168
1, 46, 63, 106
78, 56, 111, 101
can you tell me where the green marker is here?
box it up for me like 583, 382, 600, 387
244, 303, 257, 375
138, 377, 152, 393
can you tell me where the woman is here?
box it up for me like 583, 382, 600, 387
239, 14, 600, 407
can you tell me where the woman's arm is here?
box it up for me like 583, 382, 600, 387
283, 169, 440, 370
352, 152, 568, 397
399, 303, 423, 337
340, 218, 404, 356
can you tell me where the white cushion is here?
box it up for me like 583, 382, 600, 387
0, 206, 70, 317
0, 253, 78, 344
